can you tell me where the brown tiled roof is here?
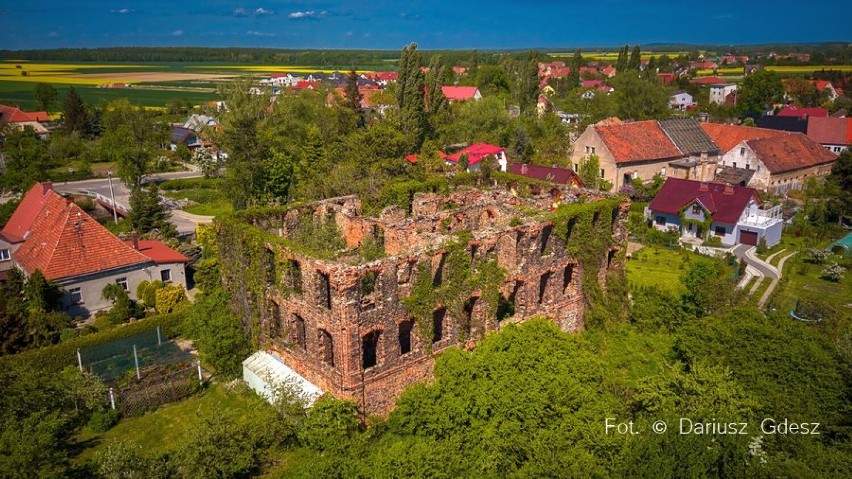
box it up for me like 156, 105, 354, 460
1, 182, 54, 243
595, 120, 682, 164
700, 123, 790, 153
807, 117, 849, 145
12, 189, 151, 280
746, 133, 837, 174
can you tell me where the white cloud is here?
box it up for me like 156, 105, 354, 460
233, 8, 250, 16
235, 7, 274, 16
288, 10, 329, 20
48, 31, 59, 38
247, 30, 276, 37
255, 8, 273, 15
110, 8, 135, 14
172, 30, 184, 36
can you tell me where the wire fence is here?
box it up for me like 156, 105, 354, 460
112, 361, 205, 417
78, 327, 192, 383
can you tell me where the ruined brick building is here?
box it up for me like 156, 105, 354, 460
222, 187, 629, 415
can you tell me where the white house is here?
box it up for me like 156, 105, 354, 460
669, 92, 695, 110
709, 84, 737, 105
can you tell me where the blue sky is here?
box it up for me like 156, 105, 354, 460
1, 1, 849, 50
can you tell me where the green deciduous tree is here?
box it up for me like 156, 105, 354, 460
181, 289, 250, 378
611, 73, 670, 120
100, 99, 167, 189
33, 83, 57, 113
739, 69, 784, 119
176, 411, 261, 479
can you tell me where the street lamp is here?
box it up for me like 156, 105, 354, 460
107, 171, 118, 224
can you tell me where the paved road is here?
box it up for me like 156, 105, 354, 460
54, 168, 208, 235
732, 244, 779, 280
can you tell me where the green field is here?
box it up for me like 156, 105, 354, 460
0, 80, 220, 109
626, 246, 689, 293
159, 178, 232, 217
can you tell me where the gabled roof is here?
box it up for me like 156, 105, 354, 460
658, 118, 719, 156
12, 184, 151, 280
649, 177, 758, 224
746, 133, 837, 174
441, 86, 480, 101
594, 120, 682, 164
806, 116, 850, 145
700, 123, 790, 153
445, 143, 504, 166
776, 106, 829, 118
125, 239, 190, 264
0, 104, 49, 124
1, 182, 54, 243
508, 163, 584, 187
691, 76, 726, 85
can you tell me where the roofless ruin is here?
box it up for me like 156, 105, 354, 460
219, 185, 629, 415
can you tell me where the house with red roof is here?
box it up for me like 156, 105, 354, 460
776, 105, 829, 118
647, 177, 782, 247
714, 130, 837, 194
0, 183, 189, 316
691, 76, 727, 86
507, 163, 583, 188
806, 117, 851, 154
0, 103, 51, 138
443, 143, 507, 172
441, 86, 481, 102
571, 118, 721, 191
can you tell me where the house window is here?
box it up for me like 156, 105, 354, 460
399, 320, 414, 355
69, 287, 82, 304
660, 167, 666, 176
740, 147, 745, 156
745, 163, 750, 170
600, 168, 605, 178
655, 216, 666, 225
115, 277, 128, 291
733, 162, 737, 168
715, 226, 726, 236
0, 249, 9, 261
573, 163, 579, 172
160, 269, 172, 282
691, 204, 702, 215
590, 147, 596, 155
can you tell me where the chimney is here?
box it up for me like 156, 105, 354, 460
131, 232, 140, 250
699, 182, 709, 191
723, 184, 735, 195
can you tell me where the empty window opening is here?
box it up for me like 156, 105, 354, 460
566, 217, 577, 239
607, 250, 617, 269
462, 297, 477, 338
362, 330, 381, 369
432, 308, 446, 343
319, 329, 334, 366
291, 314, 306, 350
496, 292, 516, 322
263, 248, 275, 286
563, 264, 574, 291
539, 224, 553, 255
611, 207, 619, 229
398, 320, 414, 355
285, 259, 303, 295
432, 253, 446, 287
269, 301, 282, 338
592, 211, 600, 226
360, 270, 378, 297
317, 271, 332, 309
538, 272, 551, 304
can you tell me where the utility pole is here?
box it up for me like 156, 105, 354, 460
107, 171, 119, 224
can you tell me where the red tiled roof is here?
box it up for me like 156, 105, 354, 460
1, 182, 54, 243
776, 105, 828, 118
649, 177, 758, 224
12, 188, 151, 280
507, 163, 584, 187
293, 81, 320, 90
691, 76, 726, 85
446, 143, 504, 166
125, 239, 190, 264
746, 133, 837, 174
700, 123, 790, 153
595, 120, 682, 164
815, 80, 833, 91
807, 117, 849, 145
0, 104, 49, 124
441, 86, 480, 101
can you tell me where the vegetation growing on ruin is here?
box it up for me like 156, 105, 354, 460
403, 232, 507, 348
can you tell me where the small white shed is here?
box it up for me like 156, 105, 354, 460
242, 351, 323, 405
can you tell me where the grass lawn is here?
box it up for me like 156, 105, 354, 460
769, 246, 852, 313
74, 383, 267, 461
159, 177, 233, 217
625, 245, 689, 293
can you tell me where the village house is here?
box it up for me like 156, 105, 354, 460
647, 177, 782, 247
709, 84, 738, 105
669, 92, 695, 110
0, 104, 51, 138
507, 163, 584, 188
443, 143, 508, 172
441, 86, 482, 102
571, 118, 720, 191
0, 183, 189, 316
806, 116, 851, 154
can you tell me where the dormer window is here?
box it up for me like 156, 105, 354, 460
691, 204, 702, 215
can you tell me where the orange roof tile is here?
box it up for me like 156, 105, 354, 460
595, 120, 682, 164
12, 188, 151, 280
125, 239, 190, 264
699, 123, 790, 153
1, 182, 54, 243
807, 117, 849, 145
747, 133, 837, 174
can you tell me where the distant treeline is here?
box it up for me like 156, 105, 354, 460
1, 43, 849, 66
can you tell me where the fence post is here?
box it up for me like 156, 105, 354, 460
197, 360, 203, 383
109, 388, 116, 410
133, 345, 141, 380
156, 326, 162, 346
77, 348, 83, 372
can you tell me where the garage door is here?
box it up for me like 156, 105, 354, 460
740, 230, 758, 246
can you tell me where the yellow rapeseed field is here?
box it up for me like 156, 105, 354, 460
0, 62, 152, 85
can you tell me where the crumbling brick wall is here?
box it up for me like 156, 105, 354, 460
236, 187, 628, 416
